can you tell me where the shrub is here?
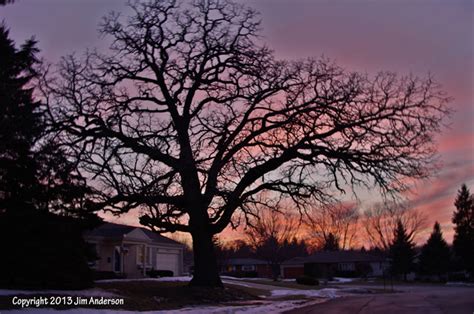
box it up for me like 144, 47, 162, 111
0, 211, 97, 290
447, 272, 468, 282
296, 276, 319, 286
241, 271, 258, 278
335, 270, 358, 278
221, 271, 258, 278
147, 269, 174, 278
93, 271, 125, 281
355, 262, 373, 278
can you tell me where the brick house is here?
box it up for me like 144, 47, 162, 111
281, 251, 388, 279
220, 258, 273, 278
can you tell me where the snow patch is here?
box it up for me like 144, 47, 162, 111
222, 280, 253, 288
329, 277, 357, 283
96, 276, 192, 283
446, 282, 474, 287
155, 276, 193, 282
5, 300, 326, 314
271, 288, 339, 299
221, 276, 273, 282
0, 288, 117, 297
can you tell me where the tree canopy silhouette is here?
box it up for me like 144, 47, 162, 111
390, 220, 415, 280
419, 222, 450, 279
452, 184, 474, 276
0, 25, 41, 213
245, 207, 301, 279
0, 24, 99, 289
363, 202, 426, 251
0, 0, 14, 6
307, 204, 359, 250
44, 0, 449, 287
0, 23, 95, 218
322, 232, 340, 251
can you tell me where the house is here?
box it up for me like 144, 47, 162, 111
220, 258, 273, 278
84, 222, 184, 278
281, 251, 389, 279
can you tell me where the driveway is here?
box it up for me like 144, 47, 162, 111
283, 285, 474, 314
222, 278, 299, 291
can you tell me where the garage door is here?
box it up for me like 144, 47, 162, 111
156, 253, 179, 276
283, 266, 304, 279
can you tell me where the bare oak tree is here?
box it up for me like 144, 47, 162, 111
45, 0, 449, 286
245, 206, 300, 279
306, 204, 359, 250
363, 202, 426, 250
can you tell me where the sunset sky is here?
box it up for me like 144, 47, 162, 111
2, 0, 473, 245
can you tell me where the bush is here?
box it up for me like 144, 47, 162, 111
335, 270, 358, 278
93, 271, 125, 281
447, 272, 468, 282
296, 276, 319, 286
355, 262, 373, 278
147, 269, 174, 278
0, 210, 97, 290
221, 271, 258, 278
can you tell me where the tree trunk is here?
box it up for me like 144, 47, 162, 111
189, 228, 223, 287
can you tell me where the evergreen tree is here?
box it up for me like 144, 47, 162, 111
0, 24, 99, 289
282, 238, 309, 258
0, 0, 15, 6
419, 222, 450, 279
323, 232, 340, 251
390, 220, 415, 280
0, 24, 95, 217
0, 25, 42, 213
230, 240, 254, 258
452, 184, 474, 276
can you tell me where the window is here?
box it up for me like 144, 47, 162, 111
338, 263, 355, 271
146, 247, 152, 266
137, 246, 144, 265
242, 265, 255, 271
114, 247, 121, 272
137, 246, 152, 266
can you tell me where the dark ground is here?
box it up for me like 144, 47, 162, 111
0, 281, 264, 311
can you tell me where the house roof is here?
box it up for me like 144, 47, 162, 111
85, 222, 182, 246
225, 258, 268, 265
283, 251, 387, 265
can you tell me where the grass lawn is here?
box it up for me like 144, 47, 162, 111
1, 281, 265, 311
224, 283, 271, 297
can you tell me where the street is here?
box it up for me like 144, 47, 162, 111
284, 285, 474, 314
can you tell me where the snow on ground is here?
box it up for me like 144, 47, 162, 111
221, 276, 296, 283
221, 280, 253, 288
0, 288, 117, 297
271, 288, 339, 299
6, 299, 327, 314
96, 276, 192, 283
446, 282, 474, 287
328, 277, 357, 283
221, 276, 273, 282
4, 277, 342, 313
155, 276, 192, 282
221, 276, 257, 281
